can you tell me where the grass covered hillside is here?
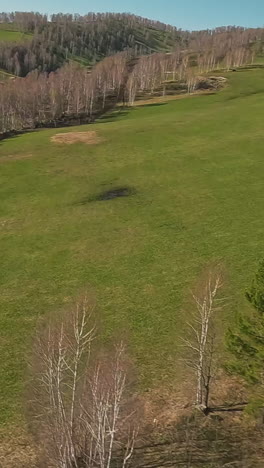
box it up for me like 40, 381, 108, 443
1, 68, 264, 427
0, 25, 31, 42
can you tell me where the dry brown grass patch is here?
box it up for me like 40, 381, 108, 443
0, 428, 37, 468
142, 383, 194, 429
51, 131, 102, 145
0, 153, 33, 163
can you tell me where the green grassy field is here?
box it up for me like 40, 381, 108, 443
0, 27, 31, 42
0, 68, 15, 81
1, 68, 264, 425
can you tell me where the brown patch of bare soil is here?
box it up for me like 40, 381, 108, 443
141, 373, 248, 431
0, 153, 33, 163
51, 131, 102, 145
210, 372, 248, 406
0, 429, 37, 468
142, 382, 194, 429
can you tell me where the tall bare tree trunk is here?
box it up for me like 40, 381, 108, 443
182, 267, 224, 411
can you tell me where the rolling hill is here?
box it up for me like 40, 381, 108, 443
1, 68, 264, 428
1, 10, 264, 467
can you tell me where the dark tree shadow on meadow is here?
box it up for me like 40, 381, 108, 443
135, 101, 167, 107
97, 101, 168, 123
0, 133, 21, 145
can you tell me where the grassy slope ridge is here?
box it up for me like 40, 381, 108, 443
133, 25, 177, 52
1, 69, 264, 425
0, 26, 32, 42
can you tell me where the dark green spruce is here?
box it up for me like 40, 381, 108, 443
227, 260, 264, 386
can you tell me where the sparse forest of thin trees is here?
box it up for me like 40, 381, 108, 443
125, 38, 253, 105
0, 35, 255, 136
0, 11, 262, 136
0, 52, 129, 134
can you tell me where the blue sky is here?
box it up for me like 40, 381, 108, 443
1, 0, 264, 31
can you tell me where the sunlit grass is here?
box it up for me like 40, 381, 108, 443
1, 68, 264, 425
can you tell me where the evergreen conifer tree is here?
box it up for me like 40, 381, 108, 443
227, 260, 264, 386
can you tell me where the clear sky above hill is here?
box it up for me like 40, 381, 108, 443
1, 0, 264, 31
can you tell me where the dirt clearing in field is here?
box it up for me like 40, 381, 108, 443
51, 131, 102, 145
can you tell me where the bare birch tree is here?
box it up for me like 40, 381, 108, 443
182, 267, 224, 412
80, 343, 138, 468
29, 297, 139, 467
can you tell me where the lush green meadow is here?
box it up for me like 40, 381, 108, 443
1, 69, 264, 425
0, 27, 31, 42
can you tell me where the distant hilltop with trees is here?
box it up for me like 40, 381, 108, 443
0, 11, 264, 137
0, 11, 263, 76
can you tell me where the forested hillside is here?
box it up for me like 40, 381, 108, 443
0, 12, 186, 76
2, 11, 264, 78
0, 18, 260, 137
